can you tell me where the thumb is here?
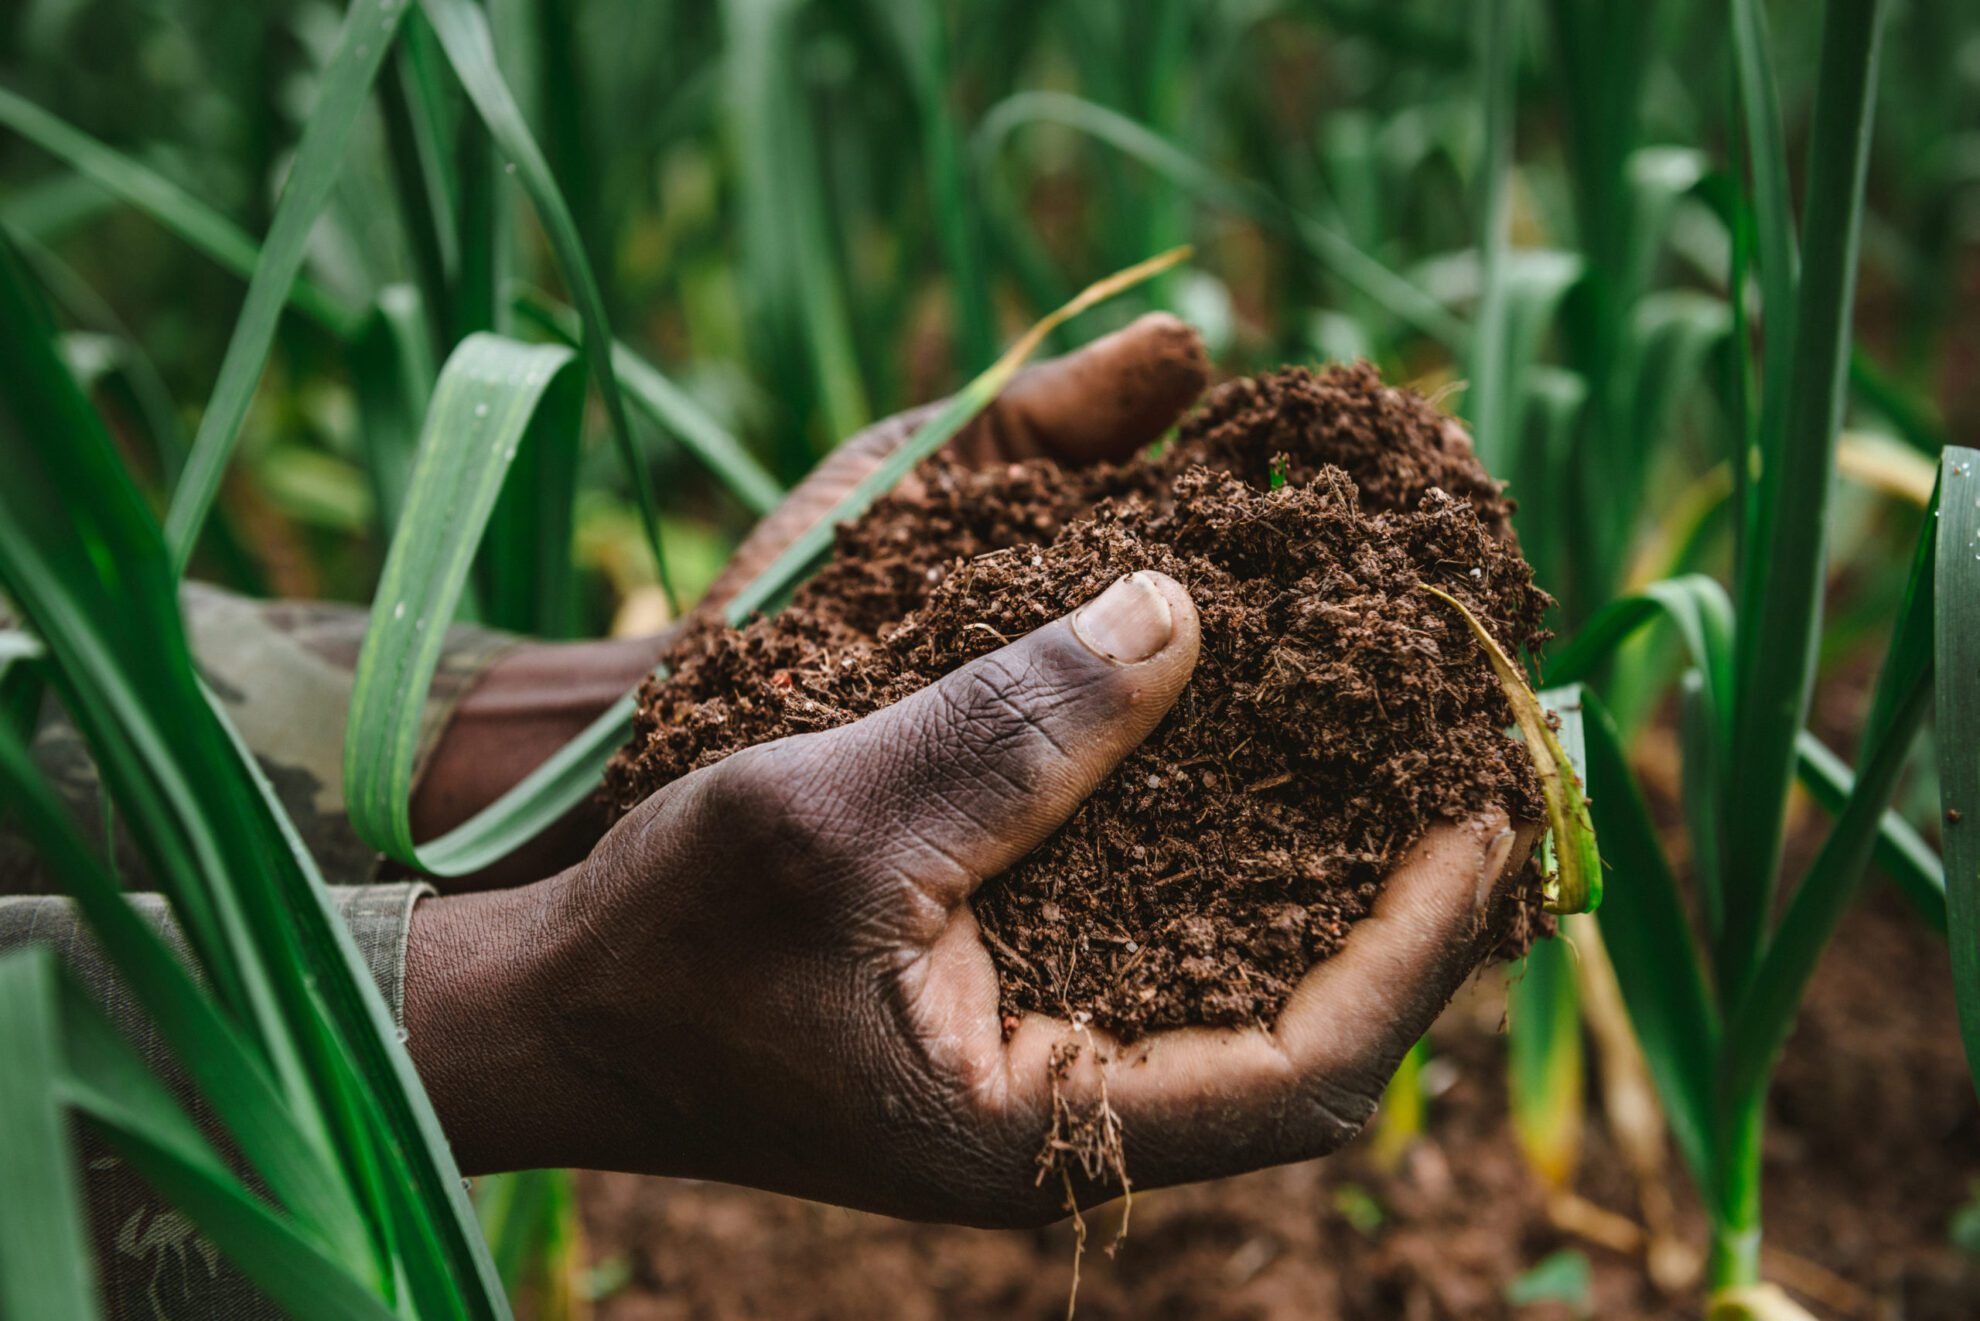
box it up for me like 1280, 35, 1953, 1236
809, 571, 1199, 909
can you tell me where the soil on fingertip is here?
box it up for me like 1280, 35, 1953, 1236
605, 363, 1554, 1039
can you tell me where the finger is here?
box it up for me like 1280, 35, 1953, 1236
949, 312, 1211, 467
702, 316, 1208, 613
1273, 811, 1536, 1078
777, 571, 1199, 913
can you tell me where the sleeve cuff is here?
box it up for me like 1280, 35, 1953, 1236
329, 882, 435, 1024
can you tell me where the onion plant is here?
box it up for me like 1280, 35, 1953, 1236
1524, 0, 1980, 1296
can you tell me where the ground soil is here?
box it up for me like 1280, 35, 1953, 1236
570, 883, 1979, 1321
607, 364, 1552, 1037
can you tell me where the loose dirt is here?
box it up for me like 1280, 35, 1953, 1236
573, 892, 1980, 1320
606, 363, 1552, 1038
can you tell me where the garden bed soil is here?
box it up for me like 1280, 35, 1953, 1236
572, 889, 1980, 1320
606, 365, 1553, 1037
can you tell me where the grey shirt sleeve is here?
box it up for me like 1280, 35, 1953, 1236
0, 885, 432, 1021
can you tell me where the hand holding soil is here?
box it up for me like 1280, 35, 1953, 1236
405, 565, 1534, 1225
405, 329, 1551, 1227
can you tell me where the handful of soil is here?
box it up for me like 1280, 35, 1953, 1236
606, 364, 1552, 1039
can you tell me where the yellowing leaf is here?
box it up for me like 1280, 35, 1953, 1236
1421, 584, 1603, 913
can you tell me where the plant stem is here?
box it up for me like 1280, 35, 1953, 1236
1710, 1106, 1764, 1290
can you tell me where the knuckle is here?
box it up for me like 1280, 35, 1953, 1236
935, 651, 1079, 780
705, 737, 861, 873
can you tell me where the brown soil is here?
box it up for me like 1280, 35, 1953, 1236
606, 365, 1552, 1037
571, 890, 1980, 1321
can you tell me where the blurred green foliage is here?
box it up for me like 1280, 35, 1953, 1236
3, 0, 1969, 620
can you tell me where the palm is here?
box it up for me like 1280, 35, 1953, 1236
892, 816, 1531, 1213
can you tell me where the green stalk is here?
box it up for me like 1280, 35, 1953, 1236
913, 11, 996, 372
1727, 0, 1800, 586
453, 107, 500, 340
1709, 1104, 1763, 1292
1936, 449, 1980, 1102
1466, 0, 1518, 475
1710, 476, 1935, 1295
1720, 0, 1888, 1005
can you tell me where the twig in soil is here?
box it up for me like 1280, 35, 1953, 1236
1111, 942, 1151, 985
978, 924, 1041, 980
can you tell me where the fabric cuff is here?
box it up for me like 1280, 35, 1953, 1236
330, 882, 435, 1024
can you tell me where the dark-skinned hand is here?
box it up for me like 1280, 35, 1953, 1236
402, 312, 1536, 1222
406, 566, 1537, 1223
410, 312, 1214, 889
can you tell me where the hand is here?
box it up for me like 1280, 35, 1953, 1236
408, 314, 1210, 888
404, 570, 1536, 1224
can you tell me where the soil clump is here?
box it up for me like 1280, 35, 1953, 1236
606, 363, 1552, 1038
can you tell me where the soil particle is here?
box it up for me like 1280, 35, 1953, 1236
607, 363, 1553, 1038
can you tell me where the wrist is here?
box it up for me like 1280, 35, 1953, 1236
402, 875, 592, 1174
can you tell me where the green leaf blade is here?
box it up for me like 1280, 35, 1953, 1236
0, 947, 101, 1321
1581, 691, 1720, 1185
1938, 447, 1980, 1102
1421, 586, 1602, 913
163, 0, 411, 573
1721, 0, 1889, 999
346, 333, 583, 868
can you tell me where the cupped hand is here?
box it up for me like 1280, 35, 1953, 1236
406, 570, 1535, 1224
